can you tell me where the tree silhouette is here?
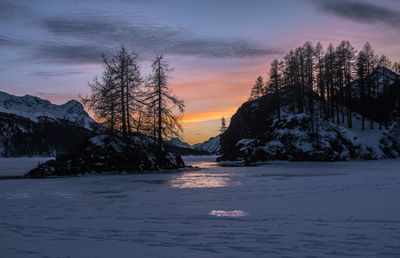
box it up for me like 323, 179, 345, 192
220, 117, 227, 133
146, 55, 184, 152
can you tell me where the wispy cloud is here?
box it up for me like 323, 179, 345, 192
0, 35, 14, 46
33, 43, 110, 64
0, 34, 27, 47
27, 70, 84, 78
36, 15, 280, 63
313, 0, 400, 28
0, 1, 27, 20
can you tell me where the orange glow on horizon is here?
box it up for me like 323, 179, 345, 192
182, 106, 239, 124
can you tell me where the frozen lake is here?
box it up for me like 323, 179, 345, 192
0, 157, 53, 177
0, 156, 400, 257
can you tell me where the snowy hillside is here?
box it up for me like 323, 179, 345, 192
229, 111, 399, 162
193, 135, 221, 154
167, 137, 192, 149
219, 79, 400, 162
0, 91, 96, 130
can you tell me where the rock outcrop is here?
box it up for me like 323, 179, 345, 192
219, 82, 400, 162
27, 134, 185, 177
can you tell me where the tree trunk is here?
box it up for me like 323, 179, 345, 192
360, 78, 365, 131
157, 60, 162, 153
120, 57, 127, 141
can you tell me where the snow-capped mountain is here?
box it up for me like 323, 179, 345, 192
0, 91, 99, 156
193, 135, 221, 154
0, 91, 97, 130
167, 137, 193, 149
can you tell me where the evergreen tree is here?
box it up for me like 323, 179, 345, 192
377, 54, 392, 129
249, 76, 265, 99
146, 55, 184, 152
83, 46, 142, 141
269, 59, 282, 121
220, 117, 227, 133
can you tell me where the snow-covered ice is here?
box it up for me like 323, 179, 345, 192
0, 156, 400, 257
0, 157, 53, 177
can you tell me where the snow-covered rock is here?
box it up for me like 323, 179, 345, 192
27, 134, 185, 177
193, 135, 221, 154
0, 91, 97, 130
229, 112, 396, 162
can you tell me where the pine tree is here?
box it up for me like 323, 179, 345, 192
377, 54, 392, 129
220, 117, 227, 133
357, 45, 369, 131
360, 42, 377, 130
83, 47, 142, 140
324, 44, 335, 122
101, 46, 144, 141
146, 55, 184, 153
270, 59, 282, 121
249, 76, 264, 99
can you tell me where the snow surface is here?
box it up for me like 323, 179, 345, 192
0, 91, 96, 130
1, 157, 400, 257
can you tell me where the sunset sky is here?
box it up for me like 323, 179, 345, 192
1, 0, 400, 144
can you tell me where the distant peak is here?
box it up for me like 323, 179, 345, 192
63, 99, 83, 107
0, 90, 96, 130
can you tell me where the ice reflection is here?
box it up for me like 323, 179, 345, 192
169, 172, 238, 188
209, 210, 249, 217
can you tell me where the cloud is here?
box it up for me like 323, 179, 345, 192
0, 1, 26, 20
37, 15, 280, 63
0, 1, 35, 22
0, 35, 14, 46
0, 34, 27, 47
33, 43, 110, 64
313, 0, 400, 28
27, 70, 84, 78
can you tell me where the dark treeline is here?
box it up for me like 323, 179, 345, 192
250, 41, 400, 137
82, 47, 184, 152
0, 113, 91, 157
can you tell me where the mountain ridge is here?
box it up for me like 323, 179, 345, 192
0, 91, 96, 130
0, 91, 98, 157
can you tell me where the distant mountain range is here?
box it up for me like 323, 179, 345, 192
167, 138, 193, 149
0, 91, 97, 130
192, 135, 221, 154
0, 91, 98, 156
167, 136, 221, 154
0, 91, 222, 157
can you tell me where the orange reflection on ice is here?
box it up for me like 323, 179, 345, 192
169, 172, 239, 188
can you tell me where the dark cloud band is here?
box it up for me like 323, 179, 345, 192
36, 15, 280, 63
314, 0, 400, 28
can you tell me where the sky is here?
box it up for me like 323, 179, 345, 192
1, 0, 400, 144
